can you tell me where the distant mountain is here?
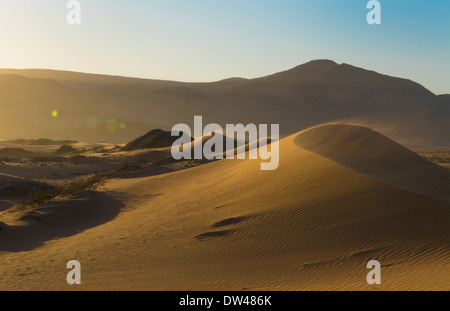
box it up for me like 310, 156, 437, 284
0, 60, 448, 147
437, 94, 450, 105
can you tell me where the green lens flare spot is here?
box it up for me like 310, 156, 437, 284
119, 122, 127, 130
52, 110, 59, 118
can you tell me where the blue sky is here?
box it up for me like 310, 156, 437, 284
0, 0, 449, 94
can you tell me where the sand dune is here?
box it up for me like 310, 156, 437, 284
295, 124, 450, 202
1, 125, 448, 290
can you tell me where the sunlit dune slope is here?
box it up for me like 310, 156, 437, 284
0, 126, 449, 290
295, 124, 450, 202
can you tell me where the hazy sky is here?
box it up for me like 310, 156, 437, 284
0, 0, 449, 94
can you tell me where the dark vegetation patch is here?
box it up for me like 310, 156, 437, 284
7, 175, 106, 209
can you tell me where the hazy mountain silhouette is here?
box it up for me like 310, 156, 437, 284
0, 60, 448, 147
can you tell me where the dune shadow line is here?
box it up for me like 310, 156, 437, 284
0, 191, 124, 252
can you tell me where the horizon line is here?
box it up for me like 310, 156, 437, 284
0, 60, 448, 95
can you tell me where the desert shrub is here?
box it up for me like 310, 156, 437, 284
19, 175, 105, 207
61, 175, 105, 196
28, 188, 59, 206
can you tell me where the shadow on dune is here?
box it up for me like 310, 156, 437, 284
0, 191, 124, 252
294, 124, 450, 202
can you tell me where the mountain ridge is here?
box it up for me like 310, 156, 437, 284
0, 60, 448, 147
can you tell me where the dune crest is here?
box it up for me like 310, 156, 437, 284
295, 124, 450, 202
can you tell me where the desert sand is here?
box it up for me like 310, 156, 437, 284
0, 124, 448, 290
